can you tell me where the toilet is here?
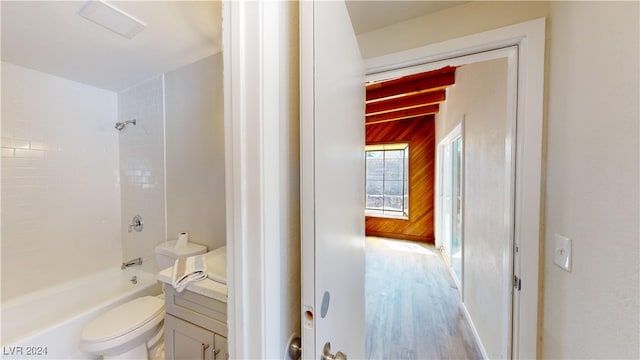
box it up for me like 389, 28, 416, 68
80, 241, 207, 360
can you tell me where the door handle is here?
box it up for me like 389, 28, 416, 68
321, 342, 347, 360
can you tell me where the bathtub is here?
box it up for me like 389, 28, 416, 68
1, 267, 162, 359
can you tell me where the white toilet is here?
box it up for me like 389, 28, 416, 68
81, 241, 207, 360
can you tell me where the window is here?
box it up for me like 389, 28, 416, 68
365, 143, 409, 219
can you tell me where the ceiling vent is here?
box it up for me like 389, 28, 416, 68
78, 0, 146, 39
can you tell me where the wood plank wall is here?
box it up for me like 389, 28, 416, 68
365, 115, 435, 243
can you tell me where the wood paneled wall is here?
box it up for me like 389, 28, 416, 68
365, 116, 435, 243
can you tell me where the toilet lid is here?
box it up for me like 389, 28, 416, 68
82, 296, 164, 343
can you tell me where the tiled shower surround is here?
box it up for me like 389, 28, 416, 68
1, 55, 225, 300
117, 76, 167, 272
1, 62, 121, 300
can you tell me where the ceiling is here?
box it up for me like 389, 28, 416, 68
346, 1, 468, 35
365, 66, 456, 125
1, 1, 221, 92
1, 1, 464, 92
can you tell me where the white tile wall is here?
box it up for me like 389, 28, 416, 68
117, 76, 166, 272
1, 62, 121, 301
1, 57, 224, 298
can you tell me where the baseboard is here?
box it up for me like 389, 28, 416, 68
438, 246, 451, 267
461, 303, 490, 360
438, 247, 462, 292
437, 248, 487, 359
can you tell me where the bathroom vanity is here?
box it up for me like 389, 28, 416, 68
158, 266, 228, 360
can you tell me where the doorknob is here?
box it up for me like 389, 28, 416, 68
287, 336, 302, 360
321, 342, 347, 360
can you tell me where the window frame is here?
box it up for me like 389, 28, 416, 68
365, 142, 410, 219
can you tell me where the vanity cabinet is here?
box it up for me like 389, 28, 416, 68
163, 285, 228, 360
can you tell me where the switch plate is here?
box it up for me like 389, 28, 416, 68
554, 234, 572, 272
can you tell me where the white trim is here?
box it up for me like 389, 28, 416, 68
438, 242, 463, 297
223, 2, 263, 357
299, 2, 316, 359
438, 122, 464, 145
223, 1, 292, 358
364, 18, 546, 359
435, 122, 464, 297
461, 302, 490, 360
435, 122, 462, 251
503, 46, 519, 360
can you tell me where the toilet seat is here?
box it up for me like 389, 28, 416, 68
81, 296, 164, 355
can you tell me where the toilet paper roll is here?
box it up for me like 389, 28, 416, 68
175, 232, 189, 249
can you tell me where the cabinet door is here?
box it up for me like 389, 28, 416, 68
165, 314, 215, 360
214, 334, 228, 360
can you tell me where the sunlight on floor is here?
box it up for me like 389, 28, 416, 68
367, 236, 437, 256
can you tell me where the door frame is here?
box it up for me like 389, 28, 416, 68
222, 1, 301, 358
364, 18, 545, 359
223, 2, 545, 357
436, 122, 464, 291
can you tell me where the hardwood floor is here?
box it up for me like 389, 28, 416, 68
365, 237, 483, 360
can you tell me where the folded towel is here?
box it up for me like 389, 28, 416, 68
172, 254, 207, 293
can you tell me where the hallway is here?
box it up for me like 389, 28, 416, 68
365, 237, 483, 360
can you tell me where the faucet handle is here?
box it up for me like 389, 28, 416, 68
128, 215, 143, 232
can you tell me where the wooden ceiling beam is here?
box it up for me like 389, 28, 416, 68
366, 90, 446, 115
366, 72, 455, 102
365, 104, 439, 125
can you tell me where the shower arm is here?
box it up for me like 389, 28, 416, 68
115, 119, 136, 130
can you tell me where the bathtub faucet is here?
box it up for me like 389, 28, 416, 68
121, 257, 143, 270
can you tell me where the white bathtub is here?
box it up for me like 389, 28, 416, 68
1, 267, 162, 359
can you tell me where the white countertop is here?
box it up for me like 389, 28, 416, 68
158, 266, 227, 303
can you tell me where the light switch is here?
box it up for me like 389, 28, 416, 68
554, 234, 572, 272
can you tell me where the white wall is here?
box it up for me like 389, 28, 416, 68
359, 1, 639, 358
356, 1, 549, 59
437, 58, 510, 359
165, 54, 226, 251
1, 62, 121, 301
117, 76, 166, 272
543, 2, 639, 358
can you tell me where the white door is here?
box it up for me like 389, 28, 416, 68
300, 1, 365, 359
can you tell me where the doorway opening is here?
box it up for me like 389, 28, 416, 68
364, 48, 518, 359
437, 123, 463, 287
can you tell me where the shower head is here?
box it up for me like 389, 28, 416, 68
115, 119, 136, 131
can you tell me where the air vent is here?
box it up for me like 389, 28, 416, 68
78, 0, 146, 39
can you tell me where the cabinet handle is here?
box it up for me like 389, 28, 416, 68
202, 343, 210, 360
213, 348, 221, 360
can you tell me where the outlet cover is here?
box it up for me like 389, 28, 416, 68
554, 234, 572, 272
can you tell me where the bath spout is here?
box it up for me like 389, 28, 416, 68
121, 257, 142, 269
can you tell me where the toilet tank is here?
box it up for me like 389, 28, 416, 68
155, 240, 207, 271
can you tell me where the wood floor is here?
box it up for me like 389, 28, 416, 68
365, 237, 483, 360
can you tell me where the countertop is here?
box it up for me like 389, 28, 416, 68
158, 265, 227, 303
